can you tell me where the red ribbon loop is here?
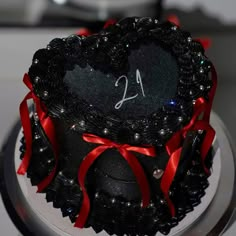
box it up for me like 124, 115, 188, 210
17, 74, 58, 192
74, 133, 156, 228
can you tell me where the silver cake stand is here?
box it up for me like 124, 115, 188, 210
0, 112, 235, 236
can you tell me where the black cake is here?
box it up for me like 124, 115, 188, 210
17, 17, 217, 236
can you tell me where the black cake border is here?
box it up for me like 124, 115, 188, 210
28, 17, 212, 147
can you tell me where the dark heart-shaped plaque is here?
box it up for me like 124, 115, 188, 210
63, 42, 178, 119
25, 17, 214, 236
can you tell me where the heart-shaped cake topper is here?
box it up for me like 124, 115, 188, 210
28, 17, 212, 146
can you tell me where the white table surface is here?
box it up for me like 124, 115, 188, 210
0, 29, 236, 236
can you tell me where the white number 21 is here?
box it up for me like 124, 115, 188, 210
114, 69, 146, 109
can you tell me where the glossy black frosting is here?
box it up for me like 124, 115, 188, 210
19, 17, 214, 236
28, 16, 212, 147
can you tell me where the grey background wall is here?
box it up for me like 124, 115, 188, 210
165, 0, 236, 24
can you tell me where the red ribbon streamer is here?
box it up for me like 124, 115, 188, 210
167, 15, 180, 27
74, 133, 156, 228
76, 28, 92, 37
17, 74, 58, 192
76, 19, 116, 37
103, 19, 117, 29
196, 38, 212, 50
160, 66, 217, 216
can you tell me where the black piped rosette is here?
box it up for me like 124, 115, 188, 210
18, 17, 217, 236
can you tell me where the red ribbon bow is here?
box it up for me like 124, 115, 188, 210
17, 74, 58, 192
74, 133, 156, 228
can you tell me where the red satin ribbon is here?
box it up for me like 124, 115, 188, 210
74, 133, 156, 228
196, 38, 212, 50
167, 15, 180, 27
160, 66, 217, 216
76, 28, 92, 37
76, 19, 116, 36
103, 19, 117, 29
17, 74, 58, 192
